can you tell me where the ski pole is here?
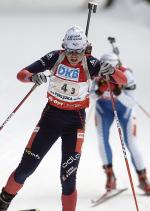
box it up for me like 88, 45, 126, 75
78, 0, 98, 128
85, 0, 98, 37
85, 0, 98, 121
108, 36, 122, 66
135, 101, 150, 119
106, 75, 140, 211
0, 84, 37, 132
81, 0, 98, 125
108, 36, 150, 120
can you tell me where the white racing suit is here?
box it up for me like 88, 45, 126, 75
91, 66, 145, 171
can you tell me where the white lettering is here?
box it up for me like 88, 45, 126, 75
62, 153, 80, 168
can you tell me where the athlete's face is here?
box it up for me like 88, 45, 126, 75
65, 49, 85, 66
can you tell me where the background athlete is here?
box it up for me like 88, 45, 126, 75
90, 52, 150, 195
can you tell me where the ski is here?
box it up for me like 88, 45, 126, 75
137, 193, 150, 196
91, 188, 128, 207
17, 209, 40, 211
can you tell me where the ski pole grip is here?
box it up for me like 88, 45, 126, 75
108, 37, 116, 44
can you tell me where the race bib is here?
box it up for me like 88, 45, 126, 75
53, 77, 79, 97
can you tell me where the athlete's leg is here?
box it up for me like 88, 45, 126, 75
119, 106, 150, 194
0, 104, 61, 210
60, 110, 85, 211
95, 100, 114, 166
95, 100, 116, 190
119, 107, 145, 171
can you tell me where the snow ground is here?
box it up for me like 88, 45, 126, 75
0, 1, 150, 211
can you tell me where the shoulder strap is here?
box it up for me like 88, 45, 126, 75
49, 52, 66, 76
82, 56, 91, 80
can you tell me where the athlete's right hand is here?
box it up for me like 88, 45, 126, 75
31, 72, 47, 86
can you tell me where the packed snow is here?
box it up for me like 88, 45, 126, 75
0, 0, 150, 211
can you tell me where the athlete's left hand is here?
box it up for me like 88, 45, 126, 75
99, 61, 115, 76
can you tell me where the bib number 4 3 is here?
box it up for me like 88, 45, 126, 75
61, 83, 75, 95
54, 77, 79, 97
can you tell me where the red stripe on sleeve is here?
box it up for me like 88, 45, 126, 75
17, 69, 33, 83
111, 69, 127, 85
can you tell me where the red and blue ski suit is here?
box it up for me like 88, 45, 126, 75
3, 50, 127, 211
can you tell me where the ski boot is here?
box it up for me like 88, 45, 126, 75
0, 188, 15, 211
137, 169, 150, 195
103, 165, 116, 191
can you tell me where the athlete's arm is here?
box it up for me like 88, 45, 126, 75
17, 50, 60, 82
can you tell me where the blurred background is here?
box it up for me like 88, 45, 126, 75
0, 0, 150, 12
0, 1, 150, 211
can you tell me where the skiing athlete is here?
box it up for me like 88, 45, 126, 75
0, 27, 127, 211
90, 52, 150, 195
